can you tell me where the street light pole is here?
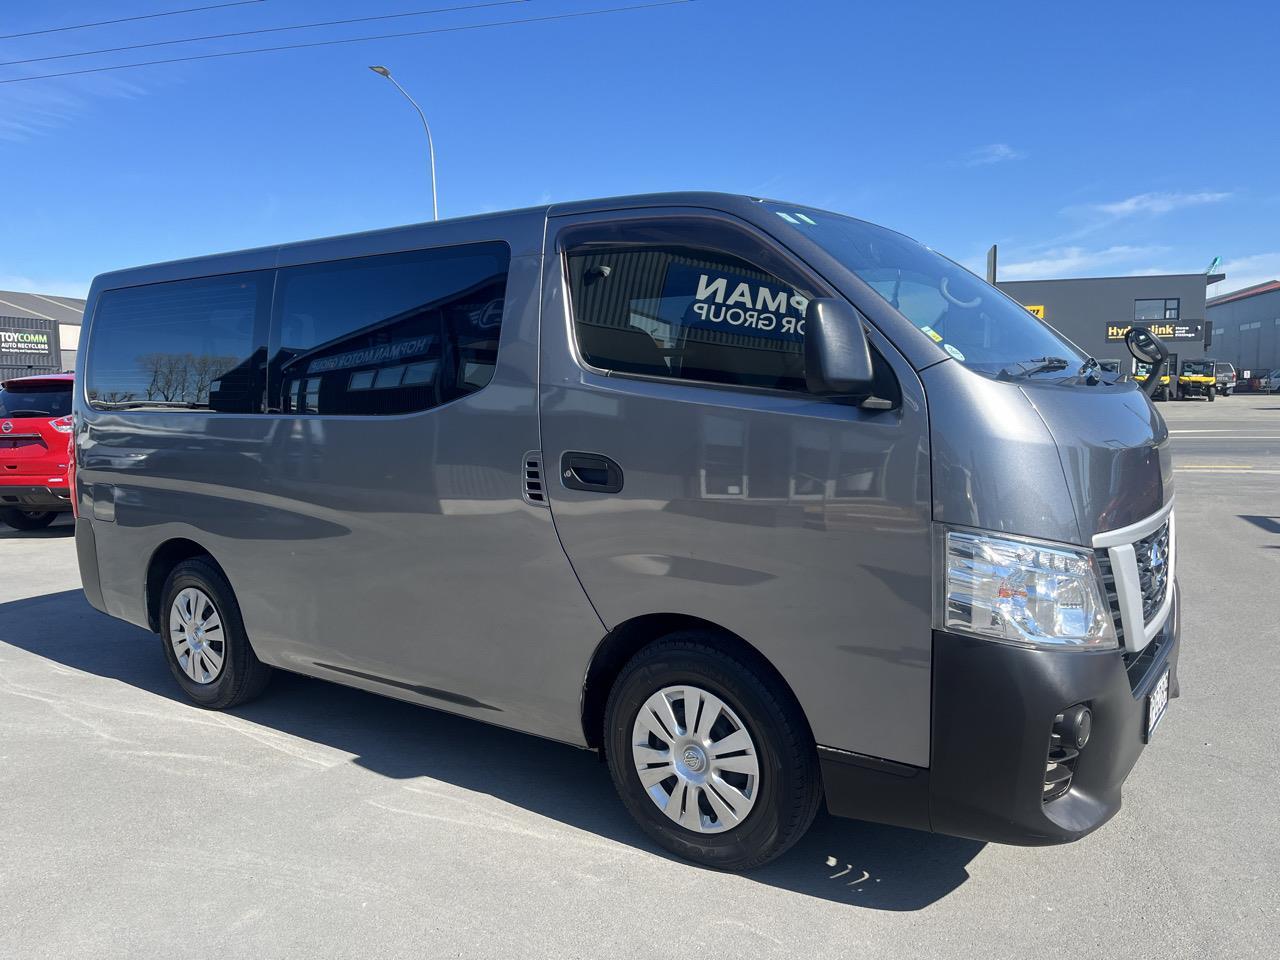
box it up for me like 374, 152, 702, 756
369, 65, 438, 221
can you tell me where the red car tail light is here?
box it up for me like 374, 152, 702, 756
50, 415, 74, 433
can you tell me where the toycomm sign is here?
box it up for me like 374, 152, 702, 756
0, 316, 60, 375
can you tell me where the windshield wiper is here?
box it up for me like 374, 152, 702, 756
0, 409, 52, 417
997, 356, 1071, 380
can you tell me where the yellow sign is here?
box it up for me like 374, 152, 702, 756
1024, 305, 1045, 319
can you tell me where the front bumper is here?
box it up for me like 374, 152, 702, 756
820, 581, 1181, 845
0, 482, 73, 511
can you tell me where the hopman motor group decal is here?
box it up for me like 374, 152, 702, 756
0, 329, 51, 354
663, 264, 809, 342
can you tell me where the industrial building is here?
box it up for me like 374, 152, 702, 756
1206, 280, 1280, 377
996, 272, 1220, 380
0, 289, 84, 381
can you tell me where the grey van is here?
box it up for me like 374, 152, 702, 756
72, 193, 1180, 869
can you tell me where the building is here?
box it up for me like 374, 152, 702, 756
1206, 280, 1280, 377
0, 289, 84, 381
996, 273, 1221, 378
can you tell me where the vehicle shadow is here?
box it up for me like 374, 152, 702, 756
1239, 514, 1280, 549
0, 514, 74, 539
0, 588, 984, 910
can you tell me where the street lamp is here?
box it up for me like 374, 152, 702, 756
368, 65, 438, 221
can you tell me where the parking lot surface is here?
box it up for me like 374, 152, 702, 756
2, 395, 1278, 959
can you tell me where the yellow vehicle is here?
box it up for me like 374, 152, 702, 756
1134, 361, 1174, 401
1178, 360, 1220, 401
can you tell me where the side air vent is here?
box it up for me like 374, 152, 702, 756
522, 451, 548, 506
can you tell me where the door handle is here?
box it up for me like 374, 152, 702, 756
560, 452, 624, 494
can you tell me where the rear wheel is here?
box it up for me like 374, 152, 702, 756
159, 557, 272, 709
1207, 386, 1216, 402
604, 635, 821, 871
0, 509, 58, 530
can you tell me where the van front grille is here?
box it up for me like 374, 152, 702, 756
1134, 521, 1171, 622
1095, 549, 1125, 647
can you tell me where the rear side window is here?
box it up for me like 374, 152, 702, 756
0, 381, 72, 418
87, 272, 270, 412
565, 239, 813, 392
269, 242, 509, 416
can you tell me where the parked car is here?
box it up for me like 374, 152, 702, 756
72, 193, 1180, 869
0, 373, 75, 530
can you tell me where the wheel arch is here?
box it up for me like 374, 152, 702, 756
580, 612, 814, 752
144, 538, 226, 632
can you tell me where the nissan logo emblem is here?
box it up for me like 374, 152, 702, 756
1, 421, 12, 434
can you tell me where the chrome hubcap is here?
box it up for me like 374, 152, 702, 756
630, 685, 760, 834
168, 587, 225, 685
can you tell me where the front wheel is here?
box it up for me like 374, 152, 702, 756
0, 509, 58, 530
1207, 386, 1216, 402
604, 636, 821, 870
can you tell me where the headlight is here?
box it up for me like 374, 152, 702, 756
944, 530, 1116, 649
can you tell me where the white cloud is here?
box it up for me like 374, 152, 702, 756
0, 74, 145, 143
999, 245, 1168, 280
963, 143, 1023, 166
0, 274, 90, 298
1089, 191, 1231, 218
1205, 252, 1280, 297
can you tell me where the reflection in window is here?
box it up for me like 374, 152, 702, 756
270, 243, 510, 416
87, 272, 269, 412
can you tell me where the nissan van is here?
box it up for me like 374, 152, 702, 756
72, 194, 1180, 870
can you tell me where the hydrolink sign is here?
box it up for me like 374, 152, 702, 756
1105, 321, 1204, 342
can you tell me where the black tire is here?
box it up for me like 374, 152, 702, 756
1207, 386, 1216, 402
604, 635, 821, 871
159, 557, 272, 709
0, 509, 58, 530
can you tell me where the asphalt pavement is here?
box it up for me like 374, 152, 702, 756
2, 394, 1277, 959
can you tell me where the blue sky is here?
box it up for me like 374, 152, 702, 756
1, 0, 1277, 298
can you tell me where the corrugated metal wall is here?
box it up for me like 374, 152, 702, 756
0, 315, 61, 380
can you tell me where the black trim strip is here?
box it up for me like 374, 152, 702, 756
313, 662, 502, 712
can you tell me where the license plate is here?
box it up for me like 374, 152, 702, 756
1146, 668, 1170, 740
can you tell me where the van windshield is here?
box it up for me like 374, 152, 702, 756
763, 203, 1087, 377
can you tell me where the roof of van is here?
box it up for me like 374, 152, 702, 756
86, 192, 782, 288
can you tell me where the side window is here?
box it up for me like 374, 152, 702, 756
269, 242, 510, 416
565, 239, 814, 392
86, 272, 270, 412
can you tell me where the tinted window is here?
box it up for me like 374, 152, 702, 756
0, 381, 72, 417
87, 272, 270, 412
270, 243, 509, 416
566, 243, 812, 391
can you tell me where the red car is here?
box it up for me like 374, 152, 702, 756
0, 373, 75, 530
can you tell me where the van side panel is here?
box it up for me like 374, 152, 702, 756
76, 214, 607, 746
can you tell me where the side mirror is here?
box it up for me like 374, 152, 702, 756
1126, 326, 1169, 397
805, 298, 875, 398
